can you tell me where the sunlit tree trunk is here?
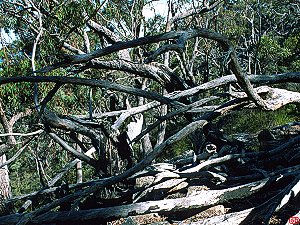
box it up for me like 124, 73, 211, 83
0, 100, 14, 215
76, 134, 83, 183
0, 154, 11, 215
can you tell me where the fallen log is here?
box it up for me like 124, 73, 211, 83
240, 175, 300, 225
181, 208, 253, 225
0, 178, 269, 224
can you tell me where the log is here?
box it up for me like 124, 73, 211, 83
0, 178, 269, 224
240, 175, 300, 225
184, 208, 253, 225
133, 178, 186, 202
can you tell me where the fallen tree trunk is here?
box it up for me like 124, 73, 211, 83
0, 178, 269, 224
188, 208, 254, 225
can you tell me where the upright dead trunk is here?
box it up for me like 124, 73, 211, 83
0, 154, 12, 216
0, 100, 14, 215
76, 134, 83, 183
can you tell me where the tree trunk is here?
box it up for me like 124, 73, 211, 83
76, 134, 83, 183
0, 154, 12, 216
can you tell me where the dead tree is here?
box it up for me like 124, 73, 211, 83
0, 0, 299, 224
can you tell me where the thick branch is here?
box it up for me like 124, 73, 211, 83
0, 178, 268, 224
0, 76, 184, 107
48, 132, 98, 167
36, 28, 270, 107
31, 29, 248, 73
12, 100, 246, 225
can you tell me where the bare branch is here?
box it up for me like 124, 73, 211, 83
168, 0, 225, 26
0, 137, 36, 169
47, 147, 96, 187
48, 132, 98, 168
0, 130, 43, 137
0, 76, 185, 107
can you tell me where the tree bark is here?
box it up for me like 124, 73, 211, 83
0, 154, 11, 216
0, 178, 268, 224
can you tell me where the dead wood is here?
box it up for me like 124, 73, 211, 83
0, 178, 268, 225
0, 3, 299, 224
240, 175, 300, 225
2, 121, 299, 225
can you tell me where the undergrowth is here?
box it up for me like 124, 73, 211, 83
221, 105, 298, 135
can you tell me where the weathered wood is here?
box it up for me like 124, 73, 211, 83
130, 96, 219, 144
48, 132, 98, 167
0, 125, 299, 224
0, 76, 184, 107
186, 208, 253, 225
0, 154, 11, 216
275, 177, 300, 212
13, 99, 250, 225
1, 1, 299, 224
1, 73, 299, 110
33, 27, 291, 108
133, 178, 186, 202
0, 178, 268, 224
72, 73, 299, 121
169, 151, 211, 166
34, 178, 268, 222
240, 175, 300, 225
18, 200, 32, 214
129, 163, 176, 180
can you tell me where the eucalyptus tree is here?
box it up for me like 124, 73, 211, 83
0, 0, 299, 223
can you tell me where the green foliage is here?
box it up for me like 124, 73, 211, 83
10, 163, 40, 196
8, 147, 41, 196
258, 34, 298, 73
222, 105, 297, 134
8, 135, 96, 196
260, 35, 290, 58
160, 137, 192, 162
145, 15, 165, 36
0, 44, 34, 111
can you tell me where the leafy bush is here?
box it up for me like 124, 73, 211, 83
222, 105, 297, 134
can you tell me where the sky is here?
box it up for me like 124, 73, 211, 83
143, 0, 169, 20
0, 29, 16, 48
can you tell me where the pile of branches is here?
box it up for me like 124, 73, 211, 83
0, 1, 299, 224
1, 123, 300, 225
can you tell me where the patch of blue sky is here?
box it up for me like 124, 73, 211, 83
0, 29, 17, 48
143, 0, 169, 21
